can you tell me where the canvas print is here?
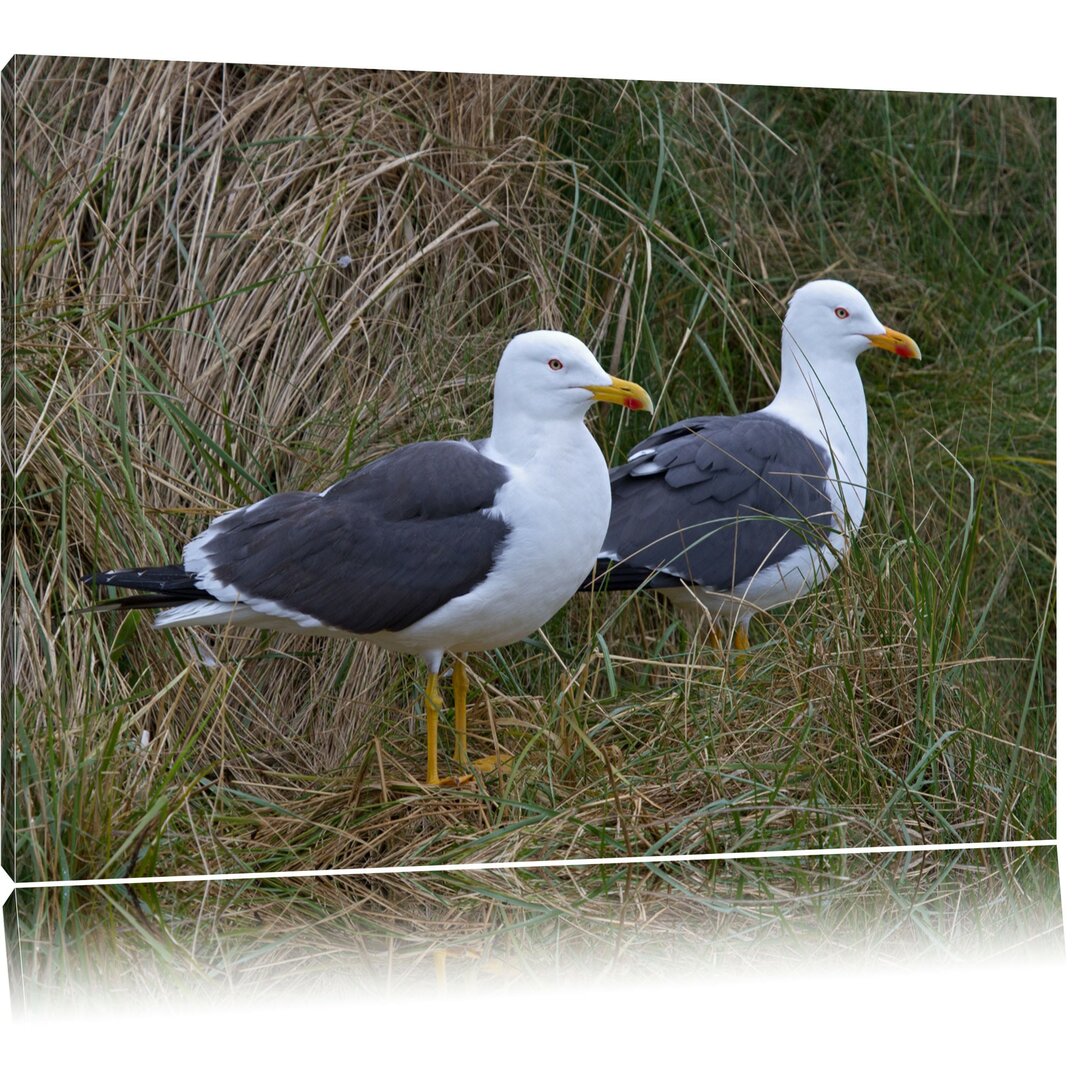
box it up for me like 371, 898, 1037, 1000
5, 58, 1055, 922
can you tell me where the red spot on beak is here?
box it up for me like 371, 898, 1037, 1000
625, 397, 642, 410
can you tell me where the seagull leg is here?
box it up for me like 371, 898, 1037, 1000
424, 671, 444, 785
422, 659, 510, 784
453, 658, 469, 767
423, 665, 476, 788
733, 619, 751, 679
707, 619, 752, 676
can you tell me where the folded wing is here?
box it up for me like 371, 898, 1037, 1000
590, 414, 836, 592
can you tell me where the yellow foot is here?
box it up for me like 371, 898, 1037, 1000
433, 771, 476, 788
429, 752, 513, 787
470, 752, 515, 775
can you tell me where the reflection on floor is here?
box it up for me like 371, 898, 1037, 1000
5, 845, 1062, 1012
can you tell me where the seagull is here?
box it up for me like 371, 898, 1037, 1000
83, 330, 653, 784
584, 280, 920, 659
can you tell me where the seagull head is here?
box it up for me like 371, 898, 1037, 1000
784, 280, 921, 366
493, 330, 653, 423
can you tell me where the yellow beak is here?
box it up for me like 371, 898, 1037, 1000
583, 376, 654, 413
866, 327, 921, 360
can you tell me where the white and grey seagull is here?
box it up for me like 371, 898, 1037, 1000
584, 280, 920, 659
84, 330, 653, 784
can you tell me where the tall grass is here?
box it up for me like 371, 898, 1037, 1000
4, 60, 1055, 959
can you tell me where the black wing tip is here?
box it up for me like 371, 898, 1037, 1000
80, 564, 209, 603
579, 558, 687, 594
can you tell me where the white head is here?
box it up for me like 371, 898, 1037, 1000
783, 280, 921, 367
492, 329, 653, 425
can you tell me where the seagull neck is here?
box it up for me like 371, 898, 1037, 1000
771, 335, 868, 469
488, 410, 590, 466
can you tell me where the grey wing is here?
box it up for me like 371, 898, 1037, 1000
599, 414, 835, 591
193, 440, 512, 634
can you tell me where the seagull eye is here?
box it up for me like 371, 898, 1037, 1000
547, 358, 564, 370
834, 307, 850, 319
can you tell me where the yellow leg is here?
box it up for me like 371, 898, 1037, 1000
453, 658, 468, 766
734, 620, 751, 678
423, 660, 509, 785
423, 666, 476, 788
425, 671, 444, 785
708, 623, 750, 651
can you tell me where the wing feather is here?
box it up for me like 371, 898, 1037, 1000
195, 440, 512, 634
599, 414, 834, 592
